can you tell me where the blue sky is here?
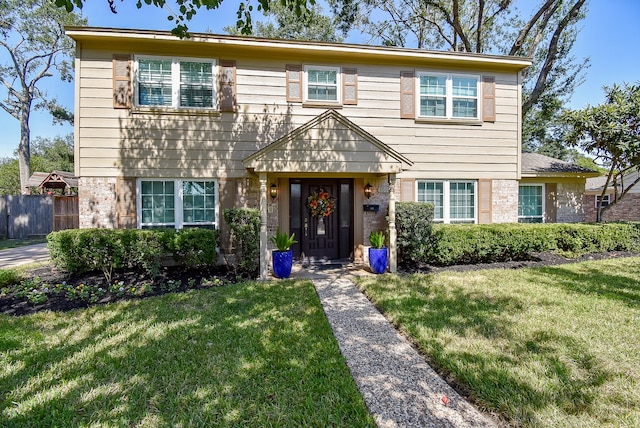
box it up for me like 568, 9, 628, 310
0, 0, 638, 158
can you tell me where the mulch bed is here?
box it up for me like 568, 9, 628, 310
0, 265, 237, 317
3, 251, 639, 317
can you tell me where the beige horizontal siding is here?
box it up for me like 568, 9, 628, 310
76, 46, 522, 180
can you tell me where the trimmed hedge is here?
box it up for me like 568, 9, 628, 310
396, 202, 434, 266
47, 228, 221, 281
425, 223, 640, 266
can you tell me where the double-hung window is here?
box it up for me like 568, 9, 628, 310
136, 56, 216, 109
595, 194, 611, 208
417, 73, 480, 120
304, 66, 340, 103
518, 184, 544, 223
417, 180, 476, 223
138, 179, 218, 229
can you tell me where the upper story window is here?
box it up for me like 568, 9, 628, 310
136, 56, 216, 109
304, 66, 341, 103
417, 72, 480, 120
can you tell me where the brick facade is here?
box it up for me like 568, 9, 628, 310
584, 193, 640, 222
491, 179, 518, 223
79, 177, 118, 229
556, 182, 585, 223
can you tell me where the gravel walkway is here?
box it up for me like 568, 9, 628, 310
308, 268, 498, 428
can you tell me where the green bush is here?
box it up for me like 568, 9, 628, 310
47, 227, 221, 281
424, 222, 640, 266
0, 268, 22, 288
396, 202, 434, 266
223, 208, 260, 278
171, 228, 221, 267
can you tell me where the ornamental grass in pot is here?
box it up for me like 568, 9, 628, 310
368, 231, 388, 274
269, 229, 297, 279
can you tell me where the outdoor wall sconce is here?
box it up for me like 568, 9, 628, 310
270, 183, 278, 200
364, 183, 373, 199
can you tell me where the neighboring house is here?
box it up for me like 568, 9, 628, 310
519, 152, 599, 223
66, 27, 596, 278
584, 170, 640, 222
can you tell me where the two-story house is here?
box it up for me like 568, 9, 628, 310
66, 27, 597, 279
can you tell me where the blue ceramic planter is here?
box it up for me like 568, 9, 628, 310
272, 250, 293, 278
369, 247, 388, 274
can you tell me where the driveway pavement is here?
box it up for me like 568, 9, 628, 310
0, 243, 50, 269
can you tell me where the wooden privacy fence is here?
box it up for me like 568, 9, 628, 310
0, 195, 79, 239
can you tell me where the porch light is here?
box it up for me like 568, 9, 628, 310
364, 183, 373, 199
270, 183, 278, 199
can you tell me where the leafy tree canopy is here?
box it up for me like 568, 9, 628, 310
562, 82, 640, 221
53, 0, 315, 38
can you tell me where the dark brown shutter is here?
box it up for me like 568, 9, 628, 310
400, 178, 415, 201
219, 60, 236, 112
478, 179, 492, 224
482, 76, 496, 122
117, 177, 136, 228
400, 71, 415, 119
286, 64, 302, 102
343, 68, 358, 105
113, 55, 132, 109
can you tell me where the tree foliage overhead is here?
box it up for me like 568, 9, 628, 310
562, 82, 640, 222
225, 0, 343, 42
332, 0, 588, 116
53, 0, 316, 38
0, 0, 84, 194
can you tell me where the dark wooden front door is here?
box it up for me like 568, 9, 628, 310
290, 179, 353, 260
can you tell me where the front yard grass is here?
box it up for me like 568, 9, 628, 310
0, 279, 375, 427
357, 257, 640, 427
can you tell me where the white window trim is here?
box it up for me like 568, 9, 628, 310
416, 180, 477, 224
134, 56, 217, 109
518, 183, 545, 223
136, 178, 219, 229
303, 65, 341, 104
416, 72, 481, 120
595, 194, 611, 208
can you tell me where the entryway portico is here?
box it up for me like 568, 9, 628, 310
243, 110, 412, 279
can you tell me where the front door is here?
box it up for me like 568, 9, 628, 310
290, 179, 353, 260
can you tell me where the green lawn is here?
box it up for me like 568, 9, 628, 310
0, 280, 375, 427
0, 237, 47, 251
357, 258, 640, 428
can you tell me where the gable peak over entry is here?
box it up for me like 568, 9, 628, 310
243, 110, 413, 174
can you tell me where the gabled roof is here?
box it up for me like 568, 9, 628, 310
243, 110, 413, 174
27, 170, 78, 189
521, 152, 600, 178
586, 170, 640, 193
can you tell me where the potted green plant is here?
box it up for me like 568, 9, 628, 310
369, 231, 388, 274
269, 229, 297, 278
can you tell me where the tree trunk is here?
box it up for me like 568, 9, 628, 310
18, 100, 31, 195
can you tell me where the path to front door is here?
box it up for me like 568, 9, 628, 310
289, 179, 353, 260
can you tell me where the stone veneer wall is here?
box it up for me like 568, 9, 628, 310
78, 177, 118, 229
491, 179, 518, 223
584, 193, 640, 222
362, 176, 392, 246
556, 182, 585, 223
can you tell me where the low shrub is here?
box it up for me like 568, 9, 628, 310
424, 222, 640, 266
223, 208, 260, 278
396, 202, 434, 266
48, 227, 221, 280
0, 268, 22, 288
